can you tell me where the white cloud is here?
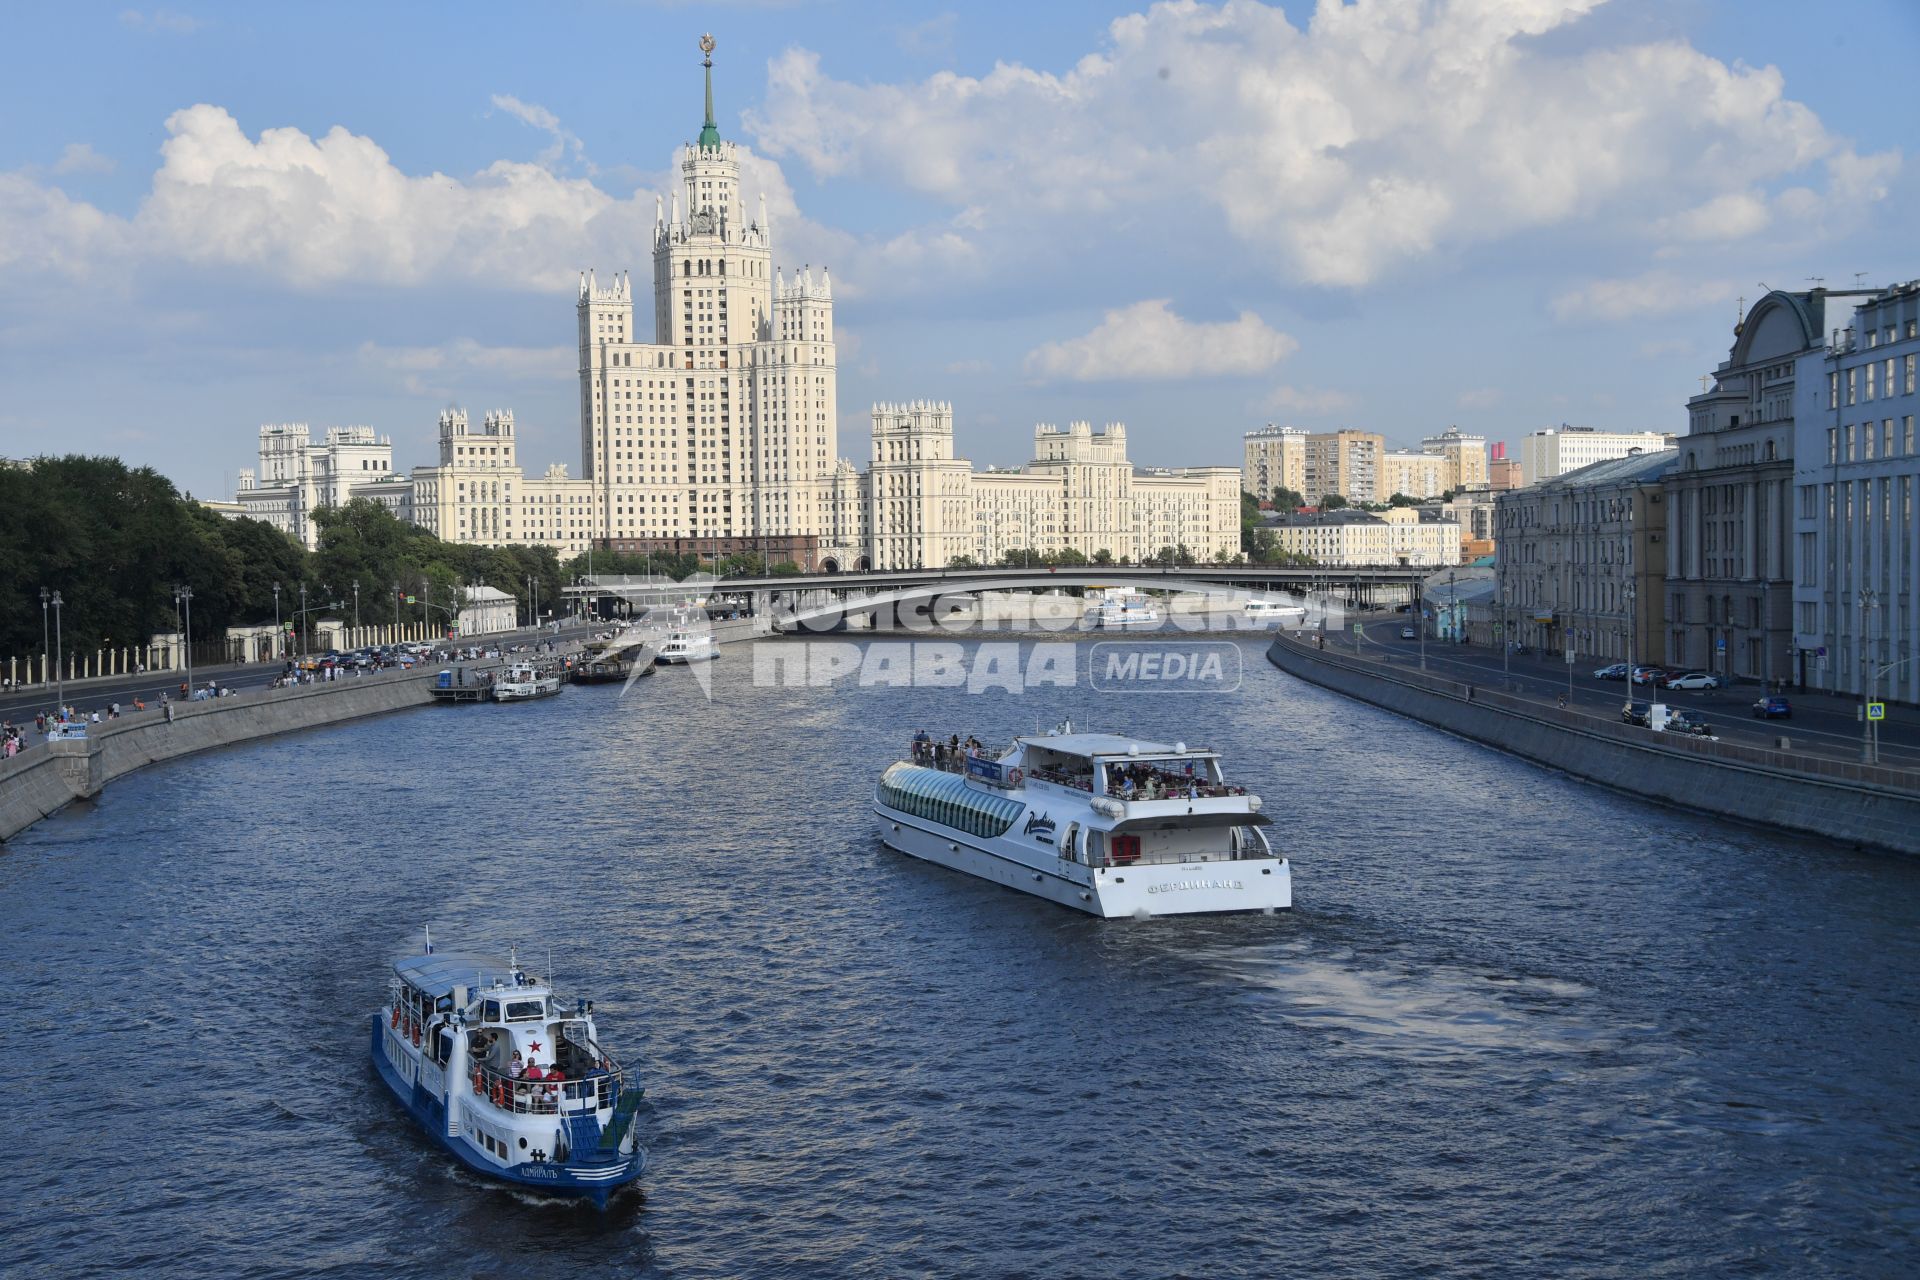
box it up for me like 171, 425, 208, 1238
119, 8, 201, 33
490, 94, 587, 172
945, 358, 991, 375
53, 143, 115, 176
1025, 300, 1295, 382
1457, 387, 1502, 409
357, 338, 573, 397
746, 0, 1897, 288
1263, 384, 1354, 414
1551, 270, 1735, 323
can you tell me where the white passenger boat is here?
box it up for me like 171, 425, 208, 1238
491, 661, 563, 701
1242, 596, 1307, 627
656, 631, 718, 664
370, 944, 646, 1206
1088, 588, 1163, 630
876, 724, 1290, 917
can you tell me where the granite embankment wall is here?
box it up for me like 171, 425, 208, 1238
1266, 634, 1920, 856
0, 666, 460, 843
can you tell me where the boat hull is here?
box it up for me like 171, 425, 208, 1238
369, 1017, 644, 1207
874, 803, 1289, 918
491, 683, 563, 701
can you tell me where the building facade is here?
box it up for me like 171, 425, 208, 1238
1424, 426, 1488, 490
409, 408, 597, 553
234, 424, 401, 548
1301, 430, 1385, 505
1487, 442, 1521, 491
1266, 507, 1461, 567
1519, 425, 1675, 486
1243, 425, 1306, 500
1495, 450, 1676, 662
1791, 279, 1920, 703
1664, 290, 1836, 684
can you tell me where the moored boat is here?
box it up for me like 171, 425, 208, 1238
1242, 596, 1307, 627
876, 723, 1290, 917
370, 944, 646, 1207
492, 661, 564, 701
1086, 588, 1163, 630
656, 631, 718, 664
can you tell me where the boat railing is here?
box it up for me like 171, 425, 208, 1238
469, 1049, 625, 1117
906, 740, 1009, 774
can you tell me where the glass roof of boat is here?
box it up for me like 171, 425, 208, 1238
392, 952, 531, 993
1018, 733, 1211, 758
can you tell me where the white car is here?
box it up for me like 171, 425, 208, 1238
1664, 671, 1723, 690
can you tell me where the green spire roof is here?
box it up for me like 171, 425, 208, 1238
697, 35, 721, 151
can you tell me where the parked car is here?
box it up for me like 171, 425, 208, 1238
1666, 709, 1713, 736
1630, 665, 1665, 685
1621, 701, 1652, 727
1593, 663, 1630, 680
1399, 625, 1417, 640
1751, 695, 1792, 719
1664, 671, 1724, 691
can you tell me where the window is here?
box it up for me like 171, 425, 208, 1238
505, 1000, 544, 1021
1848, 369, 1858, 405
1828, 427, 1838, 464
1867, 363, 1878, 401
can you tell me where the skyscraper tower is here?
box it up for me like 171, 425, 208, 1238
576, 32, 837, 554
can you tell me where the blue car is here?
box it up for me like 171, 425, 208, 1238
1751, 695, 1792, 719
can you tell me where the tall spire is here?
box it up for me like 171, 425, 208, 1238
697, 33, 722, 152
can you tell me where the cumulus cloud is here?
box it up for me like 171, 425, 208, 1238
53, 143, 115, 176
1551, 270, 1735, 323
745, 0, 1898, 288
1025, 300, 1295, 382
357, 338, 573, 396
1263, 384, 1354, 414
490, 94, 587, 172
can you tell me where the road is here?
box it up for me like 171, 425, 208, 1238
1334, 615, 1920, 769
0, 622, 603, 725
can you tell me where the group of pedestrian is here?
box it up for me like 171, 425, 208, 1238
910, 729, 985, 771
1, 721, 24, 757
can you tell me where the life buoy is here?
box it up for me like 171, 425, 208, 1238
390, 1007, 399, 1029
472, 1068, 484, 1095
1007, 767, 1023, 786
411, 1024, 421, 1047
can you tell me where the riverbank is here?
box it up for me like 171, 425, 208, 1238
1266, 631, 1920, 856
0, 663, 491, 842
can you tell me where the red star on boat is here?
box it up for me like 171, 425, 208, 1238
529, 1039, 543, 1052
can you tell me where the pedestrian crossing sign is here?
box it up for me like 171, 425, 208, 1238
1867, 702, 1885, 721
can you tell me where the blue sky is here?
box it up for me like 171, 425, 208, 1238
1, 0, 1913, 499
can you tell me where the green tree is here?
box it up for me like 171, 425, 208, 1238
1387, 492, 1418, 508
1320, 493, 1349, 510
1271, 486, 1306, 511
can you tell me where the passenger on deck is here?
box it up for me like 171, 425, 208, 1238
508, 1050, 525, 1078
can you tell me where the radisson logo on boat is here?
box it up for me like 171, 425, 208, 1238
1147, 879, 1246, 894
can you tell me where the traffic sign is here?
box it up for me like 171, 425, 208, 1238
1817, 645, 1828, 657
1868, 702, 1886, 721
1715, 637, 1726, 652
1565, 648, 1576, 664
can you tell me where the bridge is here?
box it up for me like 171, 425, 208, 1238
561, 563, 1429, 629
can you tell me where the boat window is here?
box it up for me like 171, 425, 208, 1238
877, 763, 1025, 839
436, 995, 454, 1013
482, 999, 501, 1023
505, 999, 545, 1021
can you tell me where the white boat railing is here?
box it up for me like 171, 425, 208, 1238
468, 1050, 625, 1117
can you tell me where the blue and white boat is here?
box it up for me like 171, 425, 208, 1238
370, 944, 647, 1206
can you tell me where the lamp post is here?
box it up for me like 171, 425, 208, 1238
174, 586, 194, 698
298, 584, 309, 655
393, 580, 402, 633
1624, 583, 1637, 714
51, 590, 64, 711
39, 587, 50, 687
272, 584, 282, 661
352, 580, 361, 640
1859, 588, 1879, 763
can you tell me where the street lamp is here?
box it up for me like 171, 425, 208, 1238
273, 584, 282, 661
298, 584, 309, 655
174, 585, 194, 698
51, 590, 64, 711
1858, 588, 1880, 763
1624, 583, 1637, 713
353, 580, 361, 637
39, 587, 50, 687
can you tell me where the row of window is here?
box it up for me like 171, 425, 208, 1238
1830, 354, 1917, 407
1825, 416, 1918, 463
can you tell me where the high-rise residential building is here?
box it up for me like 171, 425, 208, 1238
1666, 290, 1847, 683
1519, 425, 1674, 485
221, 38, 1242, 569
1495, 449, 1677, 661
1381, 450, 1450, 500
1422, 426, 1488, 489
1791, 279, 1920, 703
1243, 425, 1306, 500
1301, 429, 1385, 504
234, 424, 402, 549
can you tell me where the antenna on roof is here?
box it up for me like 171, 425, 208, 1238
1854, 272, 1867, 287
424, 924, 432, 955
547, 948, 553, 987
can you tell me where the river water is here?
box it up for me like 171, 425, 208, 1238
2, 635, 1915, 1278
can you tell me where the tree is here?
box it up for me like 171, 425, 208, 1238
1320, 493, 1349, 510
1388, 492, 1419, 508
1271, 486, 1306, 512
1092, 548, 1114, 566
947, 554, 980, 568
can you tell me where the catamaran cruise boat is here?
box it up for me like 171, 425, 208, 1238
371, 945, 646, 1206
491, 661, 563, 701
876, 723, 1290, 917
1088, 588, 1163, 630
656, 631, 718, 664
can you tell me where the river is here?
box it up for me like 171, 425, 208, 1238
2, 635, 1915, 1278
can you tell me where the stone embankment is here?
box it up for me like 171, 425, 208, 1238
0, 665, 471, 843
1266, 632, 1920, 857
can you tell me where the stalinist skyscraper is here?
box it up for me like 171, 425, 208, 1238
577, 33, 839, 561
